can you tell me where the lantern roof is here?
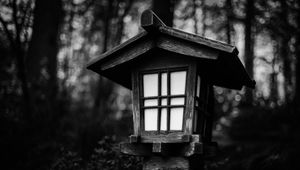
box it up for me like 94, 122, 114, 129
87, 10, 255, 90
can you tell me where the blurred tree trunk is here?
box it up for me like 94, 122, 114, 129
225, 0, 232, 44
244, 0, 254, 105
0, 0, 33, 119
295, 5, 300, 109
270, 41, 278, 102
92, 0, 113, 118
192, 0, 199, 34
152, 0, 175, 27
280, 0, 292, 103
26, 0, 63, 123
201, 0, 207, 36
92, 0, 133, 119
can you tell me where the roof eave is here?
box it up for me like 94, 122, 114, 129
86, 31, 148, 71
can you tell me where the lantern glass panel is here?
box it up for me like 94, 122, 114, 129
170, 108, 184, 130
144, 109, 158, 131
141, 69, 187, 133
144, 99, 158, 106
161, 73, 167, 96
161, 98, 167, 106
170, 97, 185, 105
143, 74, 158, 97
170, 71, 186, 95
160, 108, 167, 131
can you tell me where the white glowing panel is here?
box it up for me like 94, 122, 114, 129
170, 108, 184, 130
144, 99, 158, 106
160, 108, 167, 131
170, 97, 185, 105
144, 109, 158, 131
161, 98, 167, 106
161, 73, 167, 96
197, 75, 201, 97
170, 71, 186, 95
143, 74, 158, 97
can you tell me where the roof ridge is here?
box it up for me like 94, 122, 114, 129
158, 25, 238, 54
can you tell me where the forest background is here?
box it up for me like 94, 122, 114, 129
1, 0, 300, 169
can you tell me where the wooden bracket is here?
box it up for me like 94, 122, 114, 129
152, 142, 162, 153
181, 135, 191, 142
120, 135, 217, 157
129, 135, 139, 143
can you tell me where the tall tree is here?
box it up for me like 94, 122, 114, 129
152, 0, 175, 27
92, 0, 133, 123
0, 0, 34, 118
225, 0, 233, 44
26, 0, 63, 123
279, 0, 292, 102
92, 0, 114, 119
244, 0, 255, 105
295, 1, 300, 109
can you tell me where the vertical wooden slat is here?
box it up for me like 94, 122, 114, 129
184, 63, 197, 134
204, 84, 214, 142
158, 72, 161, 132
132, 70, 141, 136
167, 71, 171, 131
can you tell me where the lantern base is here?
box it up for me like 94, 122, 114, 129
120, 140, 217, 170
120, 138, 218, 157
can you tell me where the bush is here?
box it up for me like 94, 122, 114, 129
51, 136, 142, 170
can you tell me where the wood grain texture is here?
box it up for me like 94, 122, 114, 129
120, 139, 217, 158
120, 135, 205, 157
86, 31, 148, 70
140, 134, 190, 143
101, 38, 155, 71
129, 135, 139, 143
132, 70, 141, 136
158, 26, 237, 54
157, 35, 219, 60
184, 63, 197, 135
152, 142, 162, 153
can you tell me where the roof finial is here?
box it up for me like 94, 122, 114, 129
141, 10, 166, 31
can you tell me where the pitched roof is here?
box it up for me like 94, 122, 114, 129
87, 10, 255, 90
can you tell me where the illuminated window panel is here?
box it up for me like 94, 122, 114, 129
170, 107, 184, 130
144, 99, 158, 106
160, 108, 167, 131
161, 73, 167, 96
144, 109, 158, 131
143, 74, 158, 97
170, 97, 185, 105
170, 71, 186, 95
142, 69, 187, 133
161, 98, 167, 106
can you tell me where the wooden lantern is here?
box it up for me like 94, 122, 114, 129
87, 9, 255, 165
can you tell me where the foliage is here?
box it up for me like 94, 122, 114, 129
51, 136, 142, 170
206, 104, 300, 170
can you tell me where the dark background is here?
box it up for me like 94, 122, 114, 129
1, 0, 300, 169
